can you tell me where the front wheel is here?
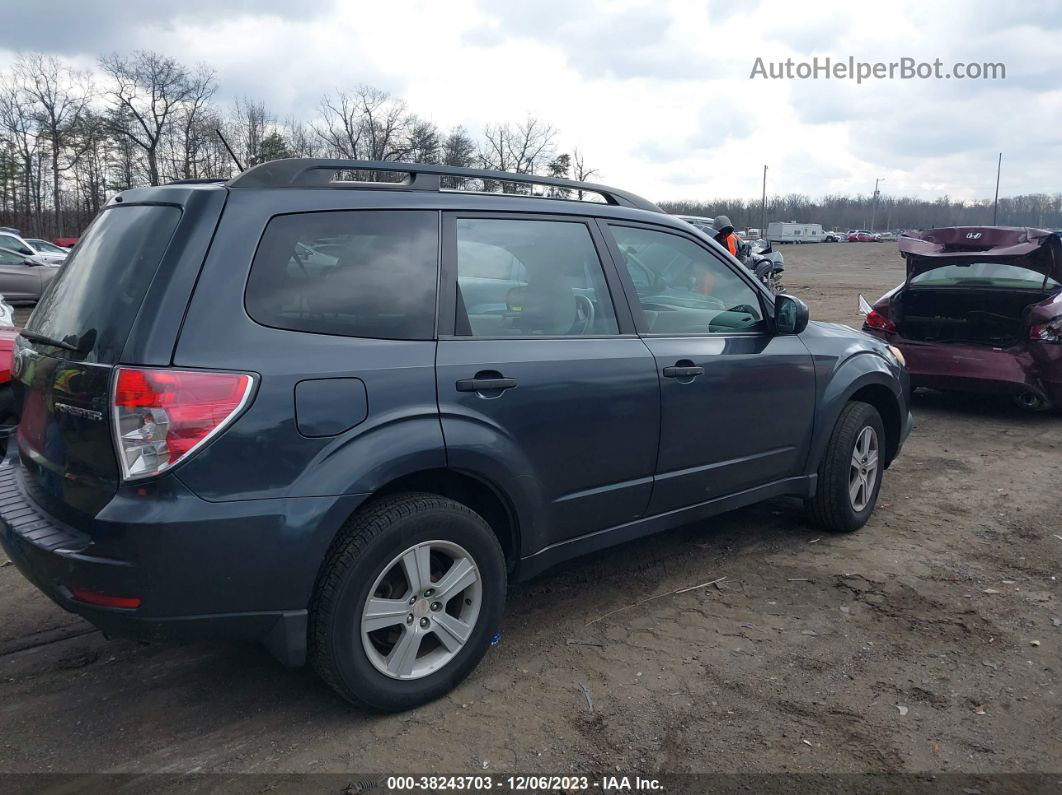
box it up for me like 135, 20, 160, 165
309, 493, 506, 711
807, 401, 885, 532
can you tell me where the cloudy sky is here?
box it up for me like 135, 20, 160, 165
2, 0, 1060, 203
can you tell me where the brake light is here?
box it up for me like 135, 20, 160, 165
1030, 318, 1062, 343
864, 309, 897, 333
112, 368, 255, 480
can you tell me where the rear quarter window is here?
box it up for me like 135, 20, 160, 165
245, 210, 438, 340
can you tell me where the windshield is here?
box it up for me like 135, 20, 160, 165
29, 239, 65, 254
26, 204, 182, 362
910, 261, 1060, 290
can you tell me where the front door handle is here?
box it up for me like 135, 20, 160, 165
456, 376, 518, 392
662, 363, 704, 378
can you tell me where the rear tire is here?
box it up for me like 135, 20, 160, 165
309, 493, 506, 712
1013, 391, 1052, 412
807, 401, 885, 533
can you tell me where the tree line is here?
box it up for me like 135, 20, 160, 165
0, 51, 594, 239
662, 191, 1062, 234
3, 50, 1059, 241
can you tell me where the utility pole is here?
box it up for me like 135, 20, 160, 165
760, 164, 767, 235
992, 152, 1002, 225
870, 177, 884, 231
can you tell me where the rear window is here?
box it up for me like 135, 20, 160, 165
245, 210, 438, 340
911, 261, 1060, 290
26, 205, 182, 363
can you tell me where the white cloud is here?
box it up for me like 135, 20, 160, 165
0, 0, 1058, 202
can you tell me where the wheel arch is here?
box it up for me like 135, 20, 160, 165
848, 382, 902, 466
371, 468, 521, 572
311, 467, 522, 584
809, 354, 905, 473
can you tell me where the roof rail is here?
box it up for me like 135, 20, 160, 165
225, 158, 662, 213
166, 177, 227, 185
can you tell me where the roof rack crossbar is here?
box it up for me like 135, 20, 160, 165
225, 158, 661, 213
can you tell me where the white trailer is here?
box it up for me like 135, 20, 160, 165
767, 221, 824, 244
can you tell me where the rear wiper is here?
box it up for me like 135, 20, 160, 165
19, 330, 79, 352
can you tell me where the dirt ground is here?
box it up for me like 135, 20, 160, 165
1, 242, 1059, 780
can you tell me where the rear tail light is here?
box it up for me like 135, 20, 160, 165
112, 367, 255, 480
1030, 318, 1062, 343
864, 309, 897, 333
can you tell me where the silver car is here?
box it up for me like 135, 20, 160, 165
0, 246, 58, 304
0, 232, 67, 265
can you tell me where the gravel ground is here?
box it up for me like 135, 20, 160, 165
0, 242, 1059, 779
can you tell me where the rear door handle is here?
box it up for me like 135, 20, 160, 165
456, 377, 518, 392
662, 364, 704, 378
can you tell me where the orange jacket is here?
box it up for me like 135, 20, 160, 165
724, 233, 738, 256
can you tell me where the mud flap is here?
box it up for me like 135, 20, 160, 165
263, 610, 308, 667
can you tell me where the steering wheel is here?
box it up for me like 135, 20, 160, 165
289, 247, 310, 275
571, 294, 595, 334
622, 248, 667, 294
728, 304, 758, 315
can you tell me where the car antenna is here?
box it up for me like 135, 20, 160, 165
216, 129, 244, 172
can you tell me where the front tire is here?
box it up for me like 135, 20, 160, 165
807, 401, 885, 532
309, 493, 506, 711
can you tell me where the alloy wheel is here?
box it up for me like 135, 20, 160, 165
848, 426, 879, 512
360, 540, 483, 680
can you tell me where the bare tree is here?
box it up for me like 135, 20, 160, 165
99, 51, 196, 186
17, 53, 93, 236
572, 148, 598, 182
283, 115, 319, 158
480, 116, 558, 193
0, 74, 43, 234
314, 90, 363, 159
173, 66, 216, 179
313, 86, 413, 163
481, 116, 557, 175
231, 96, 270, 168
67, 109, 110, 216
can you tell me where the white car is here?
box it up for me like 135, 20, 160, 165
26, 238, 71, 259
0, 232, 66, 265
674, 215, 716, 233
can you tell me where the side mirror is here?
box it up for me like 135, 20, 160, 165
775, 294, 809, 334
23, 255, 44, 267
858, 294, 873, 316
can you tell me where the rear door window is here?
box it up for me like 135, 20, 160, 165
245, 210, 438, 340
453, 218, 618, 337
26, 204, 182, 363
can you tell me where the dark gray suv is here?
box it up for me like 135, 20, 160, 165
0, 160, 911, 711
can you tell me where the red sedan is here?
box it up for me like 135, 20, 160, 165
0, 325, 18, 453
848, 230, 882, 242
861, 226, 1062, 410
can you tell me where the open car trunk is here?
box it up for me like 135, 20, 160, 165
895, 288, 1043, 346
896, 227, 1062, 347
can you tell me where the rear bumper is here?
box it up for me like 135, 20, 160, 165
0, 459, 369, 666
865, 329, 1062, 405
